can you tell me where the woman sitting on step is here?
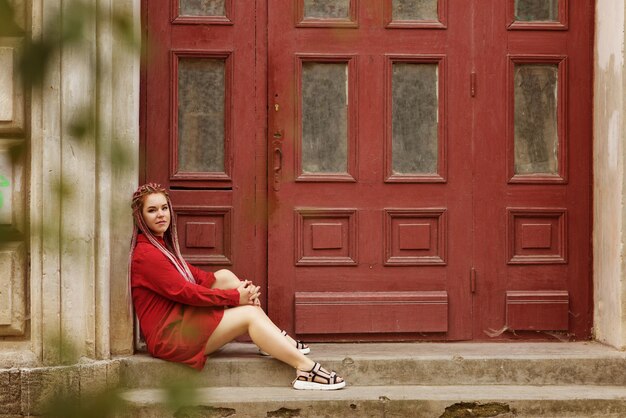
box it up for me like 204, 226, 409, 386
129, 183, 345, 390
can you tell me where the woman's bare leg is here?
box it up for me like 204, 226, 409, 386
211, 270, 306, 348
205, 305, 314, 370
211, 269, 275, 330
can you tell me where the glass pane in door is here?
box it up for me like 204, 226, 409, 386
392, 0, 438, 21
178, 58, 225, 173
301, 62, 348, 174
303, 0, 350, 19
514, 0, 558, 21
392, 62, 438, 174
180, 0, 226, 16
514, 63, 558, 174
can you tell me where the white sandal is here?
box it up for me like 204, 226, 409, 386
259, 330, 311, 356
292, 362, 346, 390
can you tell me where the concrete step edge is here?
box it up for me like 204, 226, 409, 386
119, 342, 626, 388
119, 385, 626, 418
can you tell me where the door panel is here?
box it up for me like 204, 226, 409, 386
472, 0, 592, 339
385, 55, 446, 182
268, 0, 474, 340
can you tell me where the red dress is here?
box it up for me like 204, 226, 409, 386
131, 233, 240, 370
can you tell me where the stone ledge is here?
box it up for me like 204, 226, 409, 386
3, 341, 626, 415
119, 385, 626, 418
120, 341, 626, 388
0, 350, 39, 369
0, 358, 122, 416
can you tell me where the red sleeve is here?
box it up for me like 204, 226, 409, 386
187, 263, 216, 288
132, 244, 239, 307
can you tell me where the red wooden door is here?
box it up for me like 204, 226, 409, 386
472, 0, 593, 339
143, 0, 267, 292
142, 0, 593, 341
267, 0, 592, 341
267, 1, 474, 340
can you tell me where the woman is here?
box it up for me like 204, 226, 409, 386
129, 183, 345, 390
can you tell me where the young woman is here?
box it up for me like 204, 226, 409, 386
129, 183, 345, 390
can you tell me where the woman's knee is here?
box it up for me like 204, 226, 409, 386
213, 269, 241, 289
224, 305, 263, 327
240, 304, 268, 319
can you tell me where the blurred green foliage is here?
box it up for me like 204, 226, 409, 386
0, 0, 140, 246
38, 339, 202, 417
0, 175, 8, 209
44, 387, 128, 418
159, 375, 202, 412
40, 368, 203, 418
0, 0, 24, 37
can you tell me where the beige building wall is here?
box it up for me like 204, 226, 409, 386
0, 0, 34, 365
0, 0, 625, 367
0, 0, 138, 366
594, 0, 626, 349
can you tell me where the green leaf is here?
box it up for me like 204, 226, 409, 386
19, 39, 53, 87
0, 0, 25, 37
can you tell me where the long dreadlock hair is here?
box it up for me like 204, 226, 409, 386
128, 183, 196, 292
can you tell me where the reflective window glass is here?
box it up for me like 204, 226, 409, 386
392, 63, 439, 175
178, 58, 225, 173
180, 0, 226, 16
514, 64, 559, 174
301, 62, 348, 174
303, 0, 350, 19
515, 0, 558, 21
392, 0, 438, 21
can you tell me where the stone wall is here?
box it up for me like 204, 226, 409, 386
0, 0, 29, 349
0, 360, 122, 416
0, 0, 139, 368
593, 0, 626, 349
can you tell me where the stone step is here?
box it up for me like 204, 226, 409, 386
118, 385, 626, 418
118, 342, 626, 389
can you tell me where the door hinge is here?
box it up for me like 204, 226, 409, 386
470, 72, 477, 97
470, 267, 476, 293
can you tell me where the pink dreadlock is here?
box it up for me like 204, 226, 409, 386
128, 183, 196, 290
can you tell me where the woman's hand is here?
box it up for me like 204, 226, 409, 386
236, 280, 261, 305
244, 280, 261, 305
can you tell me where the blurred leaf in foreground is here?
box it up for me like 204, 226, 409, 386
0, 0, 24, 37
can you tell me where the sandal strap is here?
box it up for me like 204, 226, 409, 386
280, 330, 309, 351
296, 362, 339, 385
261, 331, 309, 357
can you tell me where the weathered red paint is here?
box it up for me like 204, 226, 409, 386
142, 0, 593, 341
267, 0, 474, 341
471, 0, 593, 340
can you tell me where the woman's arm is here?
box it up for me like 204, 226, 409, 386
132, 246, 239, 307
186, 263, 216, 288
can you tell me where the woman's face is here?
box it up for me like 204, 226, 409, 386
142, 193, 170, 237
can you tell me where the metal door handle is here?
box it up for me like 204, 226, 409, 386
272, 142, 282, 191
273, 147, 282, 172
